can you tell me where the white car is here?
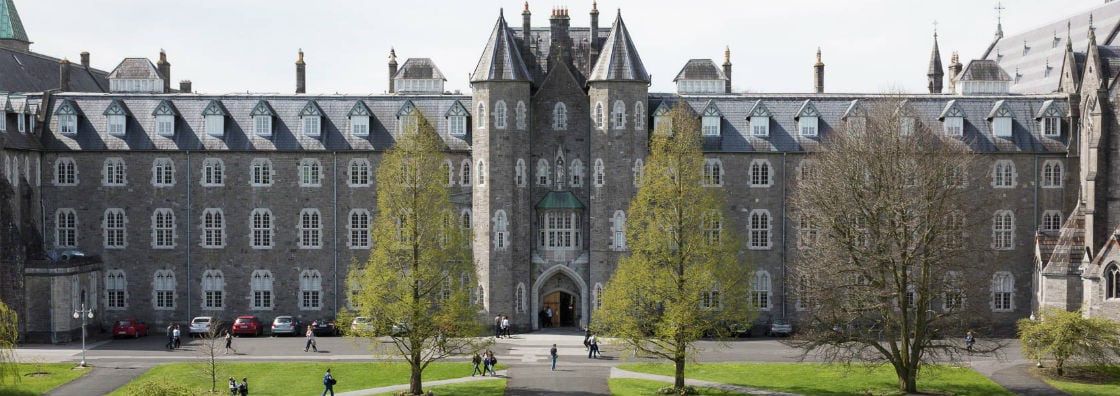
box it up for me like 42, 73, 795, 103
189, 316, 215, 337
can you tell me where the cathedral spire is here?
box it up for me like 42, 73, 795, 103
0, 0, 30, 52
588, 10, 650, 83
928, 30, 944, 94
994, 2, 1005, 39
471, 10, 532, 82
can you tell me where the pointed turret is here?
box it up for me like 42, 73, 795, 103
928, 32, 944, 94
472, 10, 532, 83
0, 0, 30, 52
588, 11, 649, 83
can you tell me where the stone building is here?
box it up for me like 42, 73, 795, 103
2, 0, 1118, 342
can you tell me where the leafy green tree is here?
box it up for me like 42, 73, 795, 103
788, 98, 993, 393
348, 113, 486, 395
1019, 308, 1120, 376
595, 102, 752, 392
0, 301, 18, 385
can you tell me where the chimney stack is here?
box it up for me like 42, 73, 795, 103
80, 51, 90, 68
813, 47, 825, 94
388, 48, 398, 93
179, 80, 192, 93
295, 49, 306, 94
948, 51, 963, 94
59, 58, 71, 92
548, 6, 572, 68
723, 46, 732, 94
589, 2, 599, 61
157, 49, 171, 93
522, 2, 532, 61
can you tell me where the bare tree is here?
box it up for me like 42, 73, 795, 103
194, 319, 226, 394
788, 98, 1000, 393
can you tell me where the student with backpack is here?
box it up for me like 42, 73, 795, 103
322, 368, 335, 396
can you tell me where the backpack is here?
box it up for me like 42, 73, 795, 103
238, 383, 247, 392
490, 356, 497, 365
329, 377, 337, 385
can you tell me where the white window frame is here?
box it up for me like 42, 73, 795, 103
477, 160, 486, 186
54, 157, 78, 186
302, 115, 321, 138
300, 270, 323, 310
702, 284, 722, 310
593, 159, 605, 187
594, 102, 604, 129
55, 208, 77, 248
204, 114, 224, 137
443, 159, 455, 187
992, 160, 1016, 188
107, 114, 126, 136
553, 102, 568, 130
249, 208, 274, 249
749, 209, 772, 250
570, 159, 583, 187
943, 116, 963, 136
1042, 160, 1062, 188
349, 159, 371, 187
537, 159, 550, 186
1041, 117, 1061, 137
153, 270, 175, 310
250, 158, 272, 187
942, 271, 965, 311
749, 159, 772, 187
299, 158, 322, 187
1042, 210, 1062, 232
349, 209, 371, 249
992, 116, 1012, 137
460, 159, 471, 186
493, 210, 508, 250
633, 159, 644, 187
202, 270, 224, 309
299, 208, 323, 249
703, 158, 723, 187
751, 271, 772, 310
494, 101, 507, 129
351, 115, 370, 137
992, 210, 1014, 250
799, 116, 818, 136
17, 113, 24, 133
515, 159, 527, 187
251, 270, 274, 310
201, 208, 225, 248
798, 214, 818, 249
103, 208, 127, 249
634, 102, 645, 130
106, 270, 127, 310
253, 115, 273, 137
448, 115, 465, 137
102, 157, 126, 186
156, 114, 175, 137
152, 158, 175, 187
201, 158, 224, 187
538, 211, 581, 250
702, 115, 720, 136
59, 114, 77, 134
612, 100, 626, 130
151, 208, 176, 249
611, 210, 627, 251
750, 116, 769, 137
991, 271, 1015, 312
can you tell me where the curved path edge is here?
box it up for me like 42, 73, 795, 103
610, 367, 800, 396
335, 370, 507, 396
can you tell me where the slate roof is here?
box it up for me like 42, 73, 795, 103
588, 12, 649, 83
536, 191, 585, 209
107, 58, 161, 80
394, 58, 447, 81
981, 0, 1120, 93
471, 11, 531, 83
1040, 206, 1086, 276
652, 92, 1068, 154
0, 0, 27, 42
514, 26, 609, 85
958, 59, 1011, 81
673, 59, 727, 81
0, 47, 109, 93
0, 93, 42, 150
928, 36, 944, 76
37, 93, 474, 152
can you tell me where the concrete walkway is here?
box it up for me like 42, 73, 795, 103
335, 370, 507, 396
611, 367, 797, 395
44, 362, 156, 396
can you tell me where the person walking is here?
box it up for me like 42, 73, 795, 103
545, 307, 553, 327
583, 326, 592, 351
321, 368, 335, 396
501, 315, 511, 338
965, 331, 975, 354
238, 377, 248, 396
228, 376, 238, 396
224, 330, 236, 354
172, 324, 181, 349
166, 323, 175, 350
550, 344, 558, 371
484, 350, 497, 376
471, 353, 483, 376
305, 325, 318, 352
589, 334, 600, 358
494, 314, 502, 338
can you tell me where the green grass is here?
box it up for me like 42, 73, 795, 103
617, 362, 1011, 396
371, 378, 507, 396
109, 361, 505, 396
610, 378, 747, 395
1039, 365, 1120, 396
0, 363, 90, 396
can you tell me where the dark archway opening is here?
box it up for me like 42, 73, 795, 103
541, 291, 577, 327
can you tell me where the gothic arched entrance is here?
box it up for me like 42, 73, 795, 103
532, 264, 587, 330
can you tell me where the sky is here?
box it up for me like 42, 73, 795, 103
15, 0, 1106, 95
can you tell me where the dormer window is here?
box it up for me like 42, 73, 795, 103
152, 100, 177, 137
103, 99, 129, 137
59, 114, 77, 134
300, 101, 323, 138
700, 101, 721, 137
108, 115, 126, 136
1041, 117, 1061, 137
944, 117, 963, 136
397, 100, 418, 134
795, 100, 820, 137
899, 117, 916, 136
201, 100, 227, 138
444, 100, 468, 137
989, 100, 1013, 138
747, 100, 771, 137
348, 100, 372, 138
652, 103, 671, 134
250, 100, 275, 137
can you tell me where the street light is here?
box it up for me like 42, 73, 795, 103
72, 303, 93, 367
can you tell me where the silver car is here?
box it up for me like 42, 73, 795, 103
189, 316, 214, 337
270, 315, 302, 336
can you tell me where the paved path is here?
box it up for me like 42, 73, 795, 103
611, 367, 798, 395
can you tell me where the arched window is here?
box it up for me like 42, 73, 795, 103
1041, 210, 1062, 232
477, 103, 486, 128
202, 270, 224, 309
54, 157, 78, 186
594, 159, 605, 187
442, 159, 454, 186
494, 210, 508, 249
103, 208, 127, 249
943, 271, 965, 311
515, 283, 526, 314
102, 157, 126, 186
477, 160, 486, 186
494, 101, 508, 129
349, 159, 371, 187
154, 270, 175, 309
299, 209, 322, 249
1042, 160, 1062, 188
611, 210, 627, 250
250, 158, 272, 187
201, 158, 224, 186
752, 271, 771, 310
515, 101, 527, 129
570, 159, 584, 187
750, 159, 771, 187
300, 270, 323, 310
1107, 263, 1120, 299
796, 275, 812, 310
594, 102, 605, 129
703, 211, 722, 245
55, 208, 78, 248
152, 157, 175, 187
703, 159, 723, 186
515, 159, 527, 187
702, 283, 722, 310
299, 158, 322, 187
992, 160, 1016, 188
349, 209, 371, 249
992, 210, 1014, 250
612, 100, 626, 129
152, 208, 176, 249
106, 270, 127, 309
537, 159, 550, 186
553, 102, 568, 130
991, 271, 1014, 312
749, 210, 772, 249
460, 159, 471, 185
201, 208, 224, 248
251, 270, 273, 309
634, 102, 645, 130
633, 159, 644, 187
250, 208, 273, 248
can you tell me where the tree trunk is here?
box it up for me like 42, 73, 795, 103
1056, 358, 1065, 377
674, 358, 685, 389
410, 353, 424, 395
896, 364, 918, 393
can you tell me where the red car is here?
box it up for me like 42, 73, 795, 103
111, 318, 149, 338
231, 315, 263, 337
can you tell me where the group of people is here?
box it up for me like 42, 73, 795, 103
537, 307, 554, 328
165, 324, 181, 350
470, 350, 499, 376
494, 315, 512, 338
227, 376, 248, 396
583, 327, 601, 358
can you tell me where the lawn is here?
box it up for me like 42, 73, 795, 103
0, 363, 90, 396
610, 378, 747, 395
617, 362, 1011, 396
1038, 365, 1120, 396
110, 361, 504, 396
371, 378, 507, 396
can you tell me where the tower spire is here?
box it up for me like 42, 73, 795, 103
928, 28, 944, 94
0, 0, 31, 52
994, 2, 1005, 39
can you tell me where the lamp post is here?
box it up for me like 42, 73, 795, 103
72, 303, 93, 367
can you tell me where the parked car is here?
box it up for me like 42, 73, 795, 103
189, 316, 215, 337
703, 321, 752, 338
111, 318, 149, 338
767, 320, 793, 337
231, 315, 263, 337
310, 318, 339, 336
271, 315, 302, 337
350, 316, 374, 335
